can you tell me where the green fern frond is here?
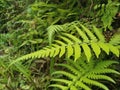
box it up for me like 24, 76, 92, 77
49, 59, 119, 90
8, 23, 120, 67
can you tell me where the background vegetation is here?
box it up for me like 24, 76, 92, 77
0, 0, 120, 90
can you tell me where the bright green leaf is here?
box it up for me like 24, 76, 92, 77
74, 44, 81, 61
59, 46, 66, 57
67, 44, 73, 58
98, 42, 109, 55
82, 43, 91, 61
91, 42, 101, 58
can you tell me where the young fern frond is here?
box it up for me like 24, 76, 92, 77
49, 59, 120, 90
8, 23, 120, 67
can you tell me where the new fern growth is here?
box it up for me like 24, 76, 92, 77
49, 59, 120, 90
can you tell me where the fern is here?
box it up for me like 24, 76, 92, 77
8, 22, 120, 67
49, 59, 120, 90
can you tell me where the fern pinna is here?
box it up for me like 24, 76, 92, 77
9, 22, 120, 66
49, 59, 120, 90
